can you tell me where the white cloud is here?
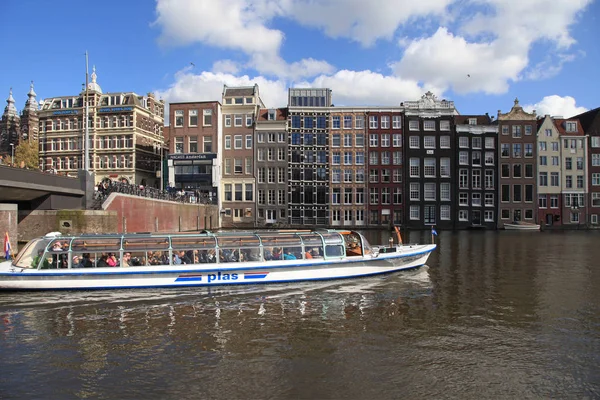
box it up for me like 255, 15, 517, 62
250, 54, 336, 80
391, 0, 592, 95
157, 67, 436, 111
282, 0, 453, 46
393, 27, 527, 94
462, 0, 593, 49
523, 95, 588, 118
524, 53, 577, 81
155, 69, 289, 109
154, 0, 592, 99
212, 60, 240, 75
305, 70, 426, 106
154, 0, 283, 54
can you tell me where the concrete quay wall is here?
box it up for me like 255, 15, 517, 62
102, 193, 219, 233
13, 194, 219, 246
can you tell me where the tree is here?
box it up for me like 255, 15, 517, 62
15, 140, 39, 170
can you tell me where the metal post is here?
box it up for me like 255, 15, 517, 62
10, 143, 14, 165
84, 51, 90, 172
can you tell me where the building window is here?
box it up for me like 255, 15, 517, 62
440, 120, 450, 131
203, 109, 212, 126
381, 116, 390, 129
410, 183, 420, 200
234, 159, 242, 174
246, 114, 253, 127
423, 120, 435, 131
459, 210, 468, 221
203, 136, 212, 153
440, 205, 451, 220
409, 136, 419, 148
234, 115, 243, 127
189, 136, 198, 153
245, 135, 252, 149
234, 135, 243, 149
175, 137, 183, 153
424, 158, 436, 177
424, 136, 435, 149
355, 115, 365, 129
369, 115, 378, 129
392, 115, 402, 129
189, 110, 198, 126
410, 158, 420, 177
424, 183, 436, 201
224, 184, 232, 201
175, 110, 184, 127
409, 120, 419, 131
410, 205, 420, 220
343, 115, 352, 129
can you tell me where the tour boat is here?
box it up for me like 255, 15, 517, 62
0, 229, 436, 291
503, 221, 541, 231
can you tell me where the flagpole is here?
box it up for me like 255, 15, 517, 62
84, 51, 90, 172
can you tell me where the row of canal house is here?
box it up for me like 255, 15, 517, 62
165, 85, 600, 230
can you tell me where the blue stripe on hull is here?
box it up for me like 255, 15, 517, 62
174, 277, 203, 282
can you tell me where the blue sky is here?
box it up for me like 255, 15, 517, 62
1, 0, 598, 119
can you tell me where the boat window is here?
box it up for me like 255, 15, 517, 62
219, 248, 241, 263
298, 234, 324, 247
171, 236, 217, 250
71, 237, 122, 252
13, 239, 51, 269
258, 235, 303, 248
47, 239, 72, 269
325, 245, 344, 258
216, 236, 260, 248
123, 237, 169, 251
320, 233, 344, 245
282, 247, 302, 260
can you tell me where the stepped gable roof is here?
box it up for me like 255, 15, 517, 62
497, 97, 536, 121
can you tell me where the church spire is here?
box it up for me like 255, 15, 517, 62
23, 81, 39, 113
3, 88, 18, 118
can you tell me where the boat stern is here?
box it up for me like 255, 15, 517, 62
0, 260, 13, 272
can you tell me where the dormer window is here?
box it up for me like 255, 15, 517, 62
235, 97, 243, 104
566, 121, 577, 132
268, 109, 276, 120
468, 118, 477, 125
246, 97, 253, 104
225, 98, 232, 105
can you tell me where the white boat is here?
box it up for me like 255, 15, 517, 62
0, 229, 436, 291
504, 222, 540, 231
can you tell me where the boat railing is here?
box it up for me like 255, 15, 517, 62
20, 230, 354, 270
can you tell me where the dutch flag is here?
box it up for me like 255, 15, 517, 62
4, 232, 11, 260
431, 227, 438, 236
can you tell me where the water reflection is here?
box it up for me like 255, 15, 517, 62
1, 231, 599, 399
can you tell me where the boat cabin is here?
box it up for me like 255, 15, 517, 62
13, 230, 373, 270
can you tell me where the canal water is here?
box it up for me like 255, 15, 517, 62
0, 231, 599, 399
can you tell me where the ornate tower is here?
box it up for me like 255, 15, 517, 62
0, 88, 21, 155
21, 81, 39, 141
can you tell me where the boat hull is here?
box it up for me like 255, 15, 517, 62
0, 245, 435, 291
504, 223, 540, 231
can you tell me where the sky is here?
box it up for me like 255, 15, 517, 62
1, 0, 598, 120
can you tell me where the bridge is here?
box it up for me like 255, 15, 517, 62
0, 165, 92, 210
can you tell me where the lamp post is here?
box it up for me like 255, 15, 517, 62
10, 143, 14, 165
